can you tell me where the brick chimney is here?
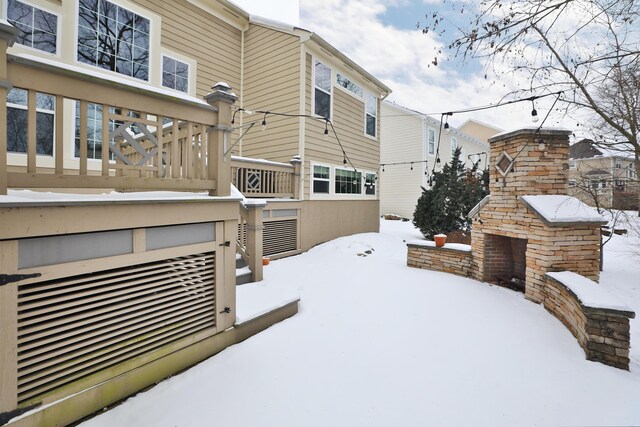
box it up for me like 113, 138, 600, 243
488, 128, 571, 195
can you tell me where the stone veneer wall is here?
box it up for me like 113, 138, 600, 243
407, 243, 473, 277
471, 129, 602, 303
544, 274, 634, 370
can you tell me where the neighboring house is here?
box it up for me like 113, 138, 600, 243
379, 101, 492, 219
457, 118, 503, 145
0, 1, 388, 424
568, 139, 639, 209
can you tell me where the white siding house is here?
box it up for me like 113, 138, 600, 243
380, 101, 491, 219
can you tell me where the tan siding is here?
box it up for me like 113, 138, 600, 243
133, 0, 242, 97
304, 82, 380, 198
240, 24, 301, 163
379, 103, 424, 218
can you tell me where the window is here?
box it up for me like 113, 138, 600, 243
450, 137, 457, 156
601, 179, 607, 189
7, 88, 54, 155
428, 128, 435, 155
365, 92, 377, 137
365, 173, 376, 195
312, 165, 330, 194
162, 55, 189, 93
569, 161, 576, 168
569, 180, 576, 187
615, 159, 622, 169
77, 0, 150, 80
335, 168, 361, 194
7, 0, 57, 54
591, 180, 599, 190
314, 60, 331, 118
336, 73, 363, 97
74, 102, 116, 160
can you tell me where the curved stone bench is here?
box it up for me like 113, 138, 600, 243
407, 240, 473, 278
544, 271, 635, 370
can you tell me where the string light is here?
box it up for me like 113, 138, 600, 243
531, 101, 539, 123
261, 112, 268, 131
324, 120, 329, 139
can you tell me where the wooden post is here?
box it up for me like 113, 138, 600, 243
290, 155, 302, 199
0, 21, 18, 195
0, 240, 19, 414
245, 201, 266, 282
204, 83, 237, 197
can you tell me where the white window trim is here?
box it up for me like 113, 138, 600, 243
160, 51, 196, 96
4, 0, 61, 57
311, 162, 331, 195
335, 72, 363, 100
312, 57, 332, 120
73, 0, 157, 84
364, 91, 377, 140
450, 136, 458, 157
309, 162, 377, 201
428, 127, 436, 156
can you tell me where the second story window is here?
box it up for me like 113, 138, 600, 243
77, 0, 150, 81
615, 159, 622, 169
7, 0, 58, 54
428, 128, 435, 155
162, 56, 189, 93
336, 73, 363, 97
365, 92, 377, 138
451, 137, 457, 156
314, 60, 331, 119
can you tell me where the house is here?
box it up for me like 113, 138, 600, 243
457, 118, 503, 144
379, 101, 492, 219
568, 139, 639, 209
234, 16, 391, 252
0, 1, 388, 425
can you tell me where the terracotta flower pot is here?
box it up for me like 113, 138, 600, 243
434, 234, 447, 248
262, 257, 270, 266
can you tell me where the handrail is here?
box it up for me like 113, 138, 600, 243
1, 54, 231, 194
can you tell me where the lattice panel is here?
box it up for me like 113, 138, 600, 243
264, 220, 297, 256
16, 252, 216, 404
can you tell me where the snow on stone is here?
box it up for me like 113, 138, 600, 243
521, 194, 605, 223
407, 239, 472, 252
547, 271, 633, 313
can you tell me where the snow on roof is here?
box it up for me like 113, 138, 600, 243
546, 271, 634, 314
407, 239, 472, 253
520, 195, 606, 225
0, 189, 242, 207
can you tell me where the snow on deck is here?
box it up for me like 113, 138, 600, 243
521, 194, 605, 224
235, 281, 299, 325
0, 189, 241, 206
546, 271, 633, 313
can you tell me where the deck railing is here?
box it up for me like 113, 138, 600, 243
237, 200, 266, 282
0, 44, 236, 196
231, 156, 301, 199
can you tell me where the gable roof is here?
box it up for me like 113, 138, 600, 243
569, 139, 604, 159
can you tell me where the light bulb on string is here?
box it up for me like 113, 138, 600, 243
261, 112, 269, 131
531, 101, 539, 123
410, 163, 414, 171
323, 120, 329, 140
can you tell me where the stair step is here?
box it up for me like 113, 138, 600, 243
236, 266, 253, 286
236, 253, 247, 269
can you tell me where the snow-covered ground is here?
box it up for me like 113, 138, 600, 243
81, 218, 640, 427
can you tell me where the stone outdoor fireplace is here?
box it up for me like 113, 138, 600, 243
407, 128, 635, 369
469, 128, 604, 302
